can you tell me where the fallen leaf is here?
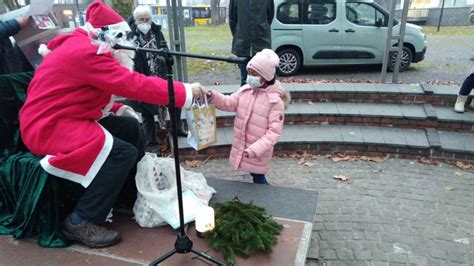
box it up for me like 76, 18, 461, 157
334, 175, 349, 181
443, 185, 454, 192
332, 155, 356, 162
304, 161, 315, 167
297, 158, 305, 165
360, 156, 386, 163
454, 172, 463, 177
419, 157, 440, 165
308, 101, 315, 105
454, 161, 473, 170
372, 169, 383, 173
185, 160, 201, 168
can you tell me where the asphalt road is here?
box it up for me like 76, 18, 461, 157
189, 35, 474, 87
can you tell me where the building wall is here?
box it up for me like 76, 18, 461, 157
395, 6, 472, 25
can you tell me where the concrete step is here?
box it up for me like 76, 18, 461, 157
207, 83, 470, 107
176, 124, 474, 162
182, 102, 474, 132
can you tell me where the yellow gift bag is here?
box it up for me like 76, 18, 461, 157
185, 97, 217, 150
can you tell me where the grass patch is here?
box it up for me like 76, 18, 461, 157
162, 25, 234, 76
422, 26, 474, 36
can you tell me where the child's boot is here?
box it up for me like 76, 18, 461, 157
454, 95, 468, 113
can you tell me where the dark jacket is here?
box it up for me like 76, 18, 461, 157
229, 0, 274, 57
0, 19, 21, 74
127, 18, 167, 78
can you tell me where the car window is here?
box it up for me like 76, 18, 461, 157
345, 2, 386, 27
277, 0, 301, 24
304, 0, 336, 25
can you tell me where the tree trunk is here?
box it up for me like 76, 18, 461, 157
210, 0, 220, 26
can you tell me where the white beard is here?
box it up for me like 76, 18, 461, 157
112, 38, 136, 72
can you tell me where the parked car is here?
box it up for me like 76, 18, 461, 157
272, 0, 428, 76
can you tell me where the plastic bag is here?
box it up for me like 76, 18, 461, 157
133, 153, 216, 229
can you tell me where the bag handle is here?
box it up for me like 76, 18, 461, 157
192, 95, 209, 109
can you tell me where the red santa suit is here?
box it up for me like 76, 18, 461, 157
19, 4, 192, 188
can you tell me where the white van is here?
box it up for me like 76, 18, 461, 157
272, 0, 428, 76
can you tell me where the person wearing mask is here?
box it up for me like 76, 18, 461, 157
206, 49, 290, 185
124, 5, 171, 155
19, 1, 206, 248
229, 0, 275, 86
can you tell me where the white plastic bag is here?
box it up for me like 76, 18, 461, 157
133, 153, 216, 229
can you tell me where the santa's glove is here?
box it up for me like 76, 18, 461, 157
190, 83, 208, 100
119, 106, 140, 121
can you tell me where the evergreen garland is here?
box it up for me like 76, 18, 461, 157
206, 197, 283, 265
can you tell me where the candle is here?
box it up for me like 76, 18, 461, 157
195, 206, 215, 238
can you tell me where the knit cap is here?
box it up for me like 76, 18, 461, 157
247, 49, 280, 81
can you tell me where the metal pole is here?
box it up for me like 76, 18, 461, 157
392, 0, 409, 83
380, 0, 397, 83
437, 0, 446, 32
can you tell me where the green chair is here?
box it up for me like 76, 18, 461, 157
0, 72, 72, 247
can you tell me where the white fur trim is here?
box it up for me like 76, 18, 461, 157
183, 83, 193, 109
38, 44, 51, 57
40, 124, 114, 188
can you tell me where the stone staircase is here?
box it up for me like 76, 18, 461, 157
176, 82, 474, 162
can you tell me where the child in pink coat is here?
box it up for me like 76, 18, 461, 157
207, 49, 290, 184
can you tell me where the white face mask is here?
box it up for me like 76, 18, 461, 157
246, 75, 263, 88
137, 23, 151, 34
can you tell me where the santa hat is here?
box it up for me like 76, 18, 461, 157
86, 0, 124, 28
247, 49, 280, 81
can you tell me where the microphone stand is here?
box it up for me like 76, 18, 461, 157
113, 43, 245, 266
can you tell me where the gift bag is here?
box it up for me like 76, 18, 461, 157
185, 97, 217, 151
133, 153, 216, 229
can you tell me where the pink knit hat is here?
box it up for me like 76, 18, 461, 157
247, 49, 280, 81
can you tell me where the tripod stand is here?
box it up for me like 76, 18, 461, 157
114, 43, 245, 266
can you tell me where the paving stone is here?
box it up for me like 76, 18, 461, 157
420, 83, 434, 94
435, 107, 466, 122
426, 128, 441, 148
314, 125, 343, 142
423, 104, 438, 119
309, 83, 335, 92
353, 83, 378, 93
430, 85, 459, 96
403, 129, 430, 148
437, 131, 466, 152
375, 104, 403, 118
336, 249, 355, 260
460, 132, 474, 153
336, 102, 360, 116
360, 126, 385, 144
400, 104, 427, 120
381, 127, 407, 147
376, 84, 400, 93
340, 126, 364, 144
317, 102, 339, 115
398, 83, 424, 94
333, 83, 357, 92
292, 83, 318, 92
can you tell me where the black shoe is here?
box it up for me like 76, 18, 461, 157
62, 215, 121, 248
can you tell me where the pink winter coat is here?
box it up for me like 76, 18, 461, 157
210, 81, 286, 174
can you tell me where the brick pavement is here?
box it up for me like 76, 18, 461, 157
188, 156, 474, 266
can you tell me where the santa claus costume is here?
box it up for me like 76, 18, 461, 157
19, 1, 193, 247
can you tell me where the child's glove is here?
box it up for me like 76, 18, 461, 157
120, 105, 140, 121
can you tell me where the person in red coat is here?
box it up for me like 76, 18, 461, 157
19, 1, 205, 248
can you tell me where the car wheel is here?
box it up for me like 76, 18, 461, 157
276, 48, 302, 76
388, 46, 413, 72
